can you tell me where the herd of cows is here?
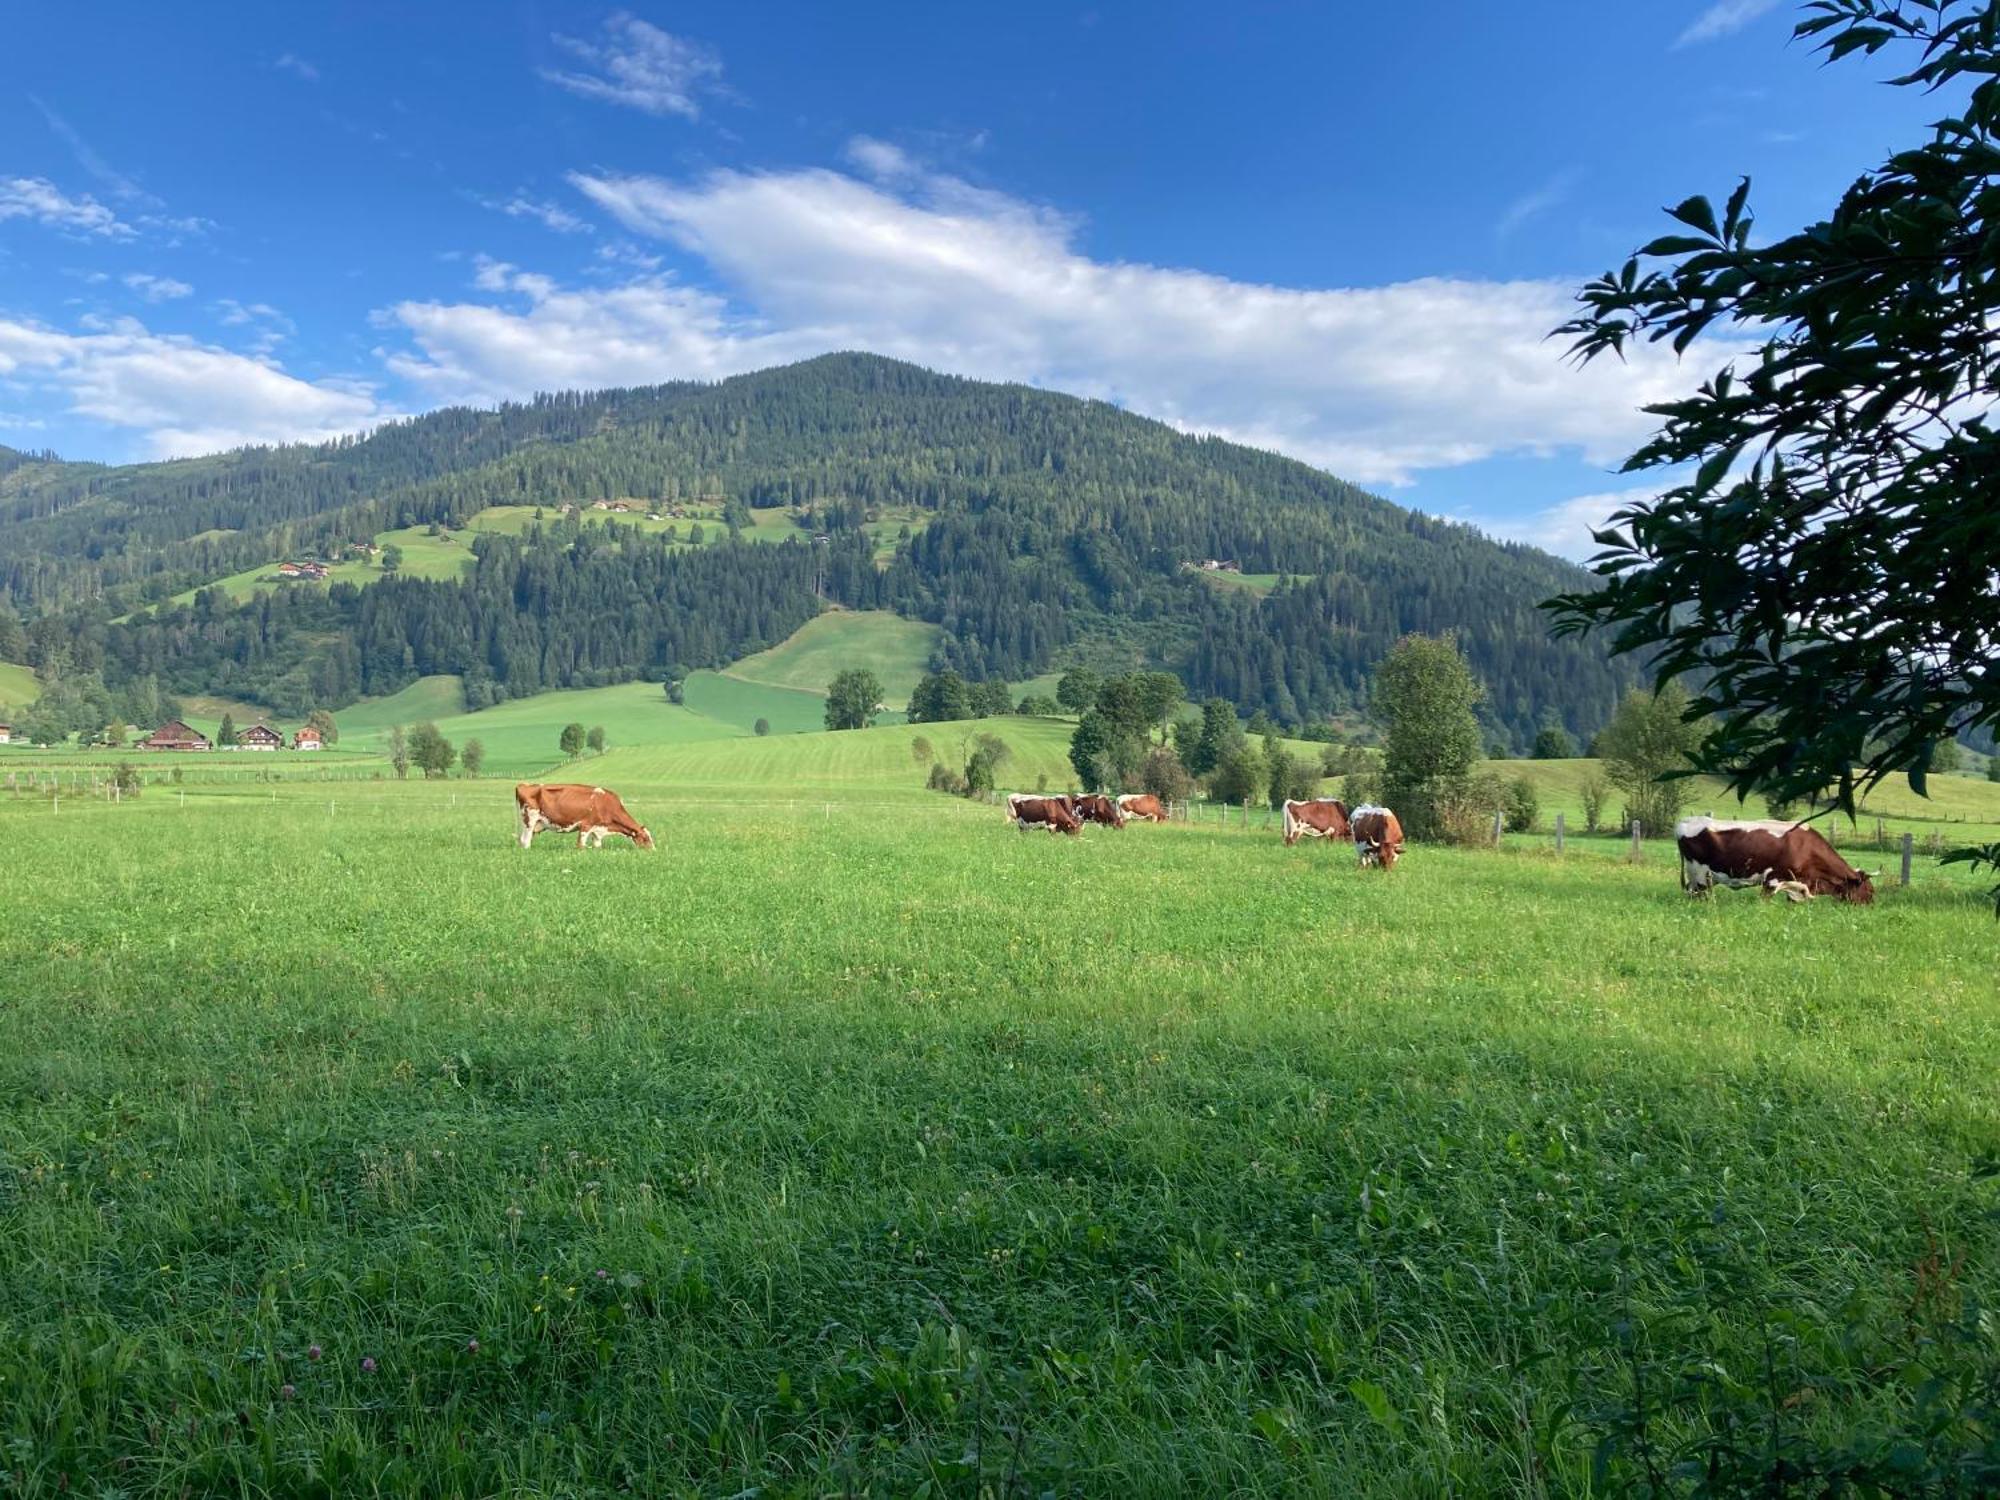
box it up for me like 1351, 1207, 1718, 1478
513, 782, 1879, 903
1004, 791, 1410, 869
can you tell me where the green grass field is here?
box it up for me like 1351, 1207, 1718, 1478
0, 659, 39, 713
723, 610, 941, 708
1, 763, 1996, 1496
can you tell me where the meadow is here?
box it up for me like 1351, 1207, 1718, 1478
1, 735, 1997, 1497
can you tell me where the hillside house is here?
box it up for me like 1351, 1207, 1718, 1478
293, 725, 322, 750
1196, 559, 1242, 574
237, 723, 284, 751
0, 724, 11, 744
136, 719, 211, 752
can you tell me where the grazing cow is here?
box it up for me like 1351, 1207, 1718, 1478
1281, 798, 1351, 846
1116, 793, 1168, 824
1006, 793, 1081, 836
1072, 793, 1127, 829
515, 782, 655, 851
1350, 805, 1405, 869
1675, 817, 1874, 903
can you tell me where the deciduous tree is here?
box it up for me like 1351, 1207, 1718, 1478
1374, 633, 1485, 840
824, 669, 884, 731
1548, 0, 1999, 840
1596, 683, 1704, 837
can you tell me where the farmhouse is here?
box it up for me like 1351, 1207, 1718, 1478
236, 723, 284, 751
136, 719, 211, 752
0, 723, 11, 743
293, 725, 322, 750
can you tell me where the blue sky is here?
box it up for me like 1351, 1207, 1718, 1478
0, 1, 1951, 555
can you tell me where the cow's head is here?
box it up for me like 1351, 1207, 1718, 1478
636, 826, 656, 851
1366, 835, 1404, 870
1836, 868, 1875, 904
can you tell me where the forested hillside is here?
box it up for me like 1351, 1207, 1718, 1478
0, 354, 1637, 745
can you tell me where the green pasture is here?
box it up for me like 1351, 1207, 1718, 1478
0, 659, 38, 711
723, 610, 941, 707
1486, 757, 2000, 846
680, 670, 830, 737
0, 773, 1995, 1495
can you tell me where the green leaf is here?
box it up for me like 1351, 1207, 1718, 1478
1348, 1379, 1402, 1434
1666, 195, 1720, 239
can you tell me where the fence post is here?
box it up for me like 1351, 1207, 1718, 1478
1876, 817, 1884, 850
1492, 808, 1504, 846
1630, 819, 1642, 862
1555, 811, 1565, 854
1901, 832, 1913, 887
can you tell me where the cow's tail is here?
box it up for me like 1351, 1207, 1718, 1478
1281, 800, 1298, 845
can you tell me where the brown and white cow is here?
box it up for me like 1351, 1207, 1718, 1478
1072, 793, 1126, 829
1350, 805, 1405, 869
515, 783, 655, 851
1281, 798, 1350, 846
1675, 817, 1874, 903
1116, 793, 1168, 824
1006, 793, 1081, 836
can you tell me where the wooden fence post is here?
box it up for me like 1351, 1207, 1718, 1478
1629, 819, 1642, 862
1554, 811, 1565, 854
1492, 808, 1504, 846
1901, 832, 1913, 887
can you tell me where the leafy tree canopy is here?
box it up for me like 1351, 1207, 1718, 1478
1549, 0, 2000, 819
825, 669, 884, 731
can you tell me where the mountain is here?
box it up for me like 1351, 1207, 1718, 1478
0, 353, 1638, 746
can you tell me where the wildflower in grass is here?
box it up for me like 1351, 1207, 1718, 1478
595, 1268, 608, 1280
280, 1383, 296, 1400
307, 1345, 322, 1362
361, 1356, 377, 1374
466, 1338, 480, 1354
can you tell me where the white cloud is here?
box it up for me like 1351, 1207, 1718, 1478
541, 14, 724, 119
1675, 0, 1781, 47
123, 272, 193, 302
1478, 486, 1660, 561
0, 176, 133, 238
379, 150, 1704, 486
1497, 169, 1579, 238
212, 299, 295, 355
845, 136, 917, 182
275, 52, 320, 81
0, 315, 389, 457
596, 239, 662, 272
29, 95, 156, 205
480, 192, 593, 235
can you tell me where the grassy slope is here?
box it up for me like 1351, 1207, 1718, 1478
0, 660, 38, 711
680, 671, 828, 736
338, 679, 739, 779
0, 781, 1994, 1493
589, 713, 1076, 795
722, 610, 941, 707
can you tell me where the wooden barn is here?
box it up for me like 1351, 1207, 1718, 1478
137, 719, 212, 752
293, 725, 322, 750
237, 723, 284, 751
